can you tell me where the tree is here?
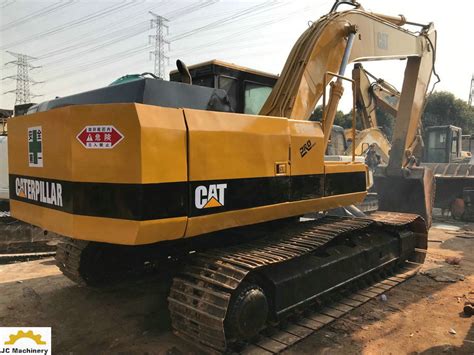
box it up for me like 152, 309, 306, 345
375, 108, 395, 139
310, 91, 474, 139
310, 105, 354, 129
422, 91, 474, 134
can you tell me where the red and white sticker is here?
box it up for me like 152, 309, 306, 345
76, 125, 124, 149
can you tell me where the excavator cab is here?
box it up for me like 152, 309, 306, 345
169, 60, 277, 114
171, 61, 356, 160
424, 125, 470, 163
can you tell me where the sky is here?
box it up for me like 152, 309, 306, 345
0, 0, 473, 111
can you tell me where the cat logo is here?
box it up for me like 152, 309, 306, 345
195, 184, 227, 209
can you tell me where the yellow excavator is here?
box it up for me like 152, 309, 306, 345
8, 1, 435, 351
350, 63, 471, 166
351, 64, 474, 219
348, 63, 401, 164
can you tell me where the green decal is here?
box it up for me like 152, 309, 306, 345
28, 127, 43, 167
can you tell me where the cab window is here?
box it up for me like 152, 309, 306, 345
194, 76, 214, 88
219, 76, 238, 111
244, 82, 273, 115
427, 130, 447, 162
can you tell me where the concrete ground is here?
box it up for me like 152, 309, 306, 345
0, 216, 473, 354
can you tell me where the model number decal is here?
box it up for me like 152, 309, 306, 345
300, 140, 315, 157
195, 184, 227, 209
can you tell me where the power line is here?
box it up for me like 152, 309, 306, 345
149, 12, 169, 78
44, 36, 286, 99
0, 0, 15, 9
38, 21, 148, 60
0, 0, 76, 32
39, 1, 220, 78
42, 14, 266, 82
44, 45, 152, 82
45, 33, 278, 86
2, 51, 42, 105
168, 1, 278, 41
37, 1, 217, 70
40, 22, 149, 67
166, 0, 219, 20
39, 0, 302, 87
169, 6, 304, 58
0, 1, 139, 50
35, 2, 163, 59
144, 1, 278, 78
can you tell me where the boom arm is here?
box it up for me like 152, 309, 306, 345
370, 78, 399, 117
259, 3, 436, 169
353, 63, 400, 130
352, 64, 425, 163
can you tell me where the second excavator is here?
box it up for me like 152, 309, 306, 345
351, 64, 474, 220
8, 0, 435, 352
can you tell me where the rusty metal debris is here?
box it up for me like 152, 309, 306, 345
445, 256, 462, 265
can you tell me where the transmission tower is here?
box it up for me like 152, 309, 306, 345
149, 11, 170, 79
469, 74, 474, 106
3, 51, 42, 105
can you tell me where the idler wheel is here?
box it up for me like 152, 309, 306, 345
226, 283, 268, 341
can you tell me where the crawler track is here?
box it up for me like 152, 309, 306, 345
240, 264, 420, 355
55, 238, 89, 285
55, 237, 160, 286
54, 212, 427, 354
168, 212, 427, 353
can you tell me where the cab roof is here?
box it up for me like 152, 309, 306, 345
169, 59, 278, 80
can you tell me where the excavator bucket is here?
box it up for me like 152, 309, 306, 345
373, 166, 434, 228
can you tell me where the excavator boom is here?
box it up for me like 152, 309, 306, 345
351, 64, 417, 162
353, 64, 474, 222
260, 3, 435, 167
259, 1, 436, 224
353, 63, 400, 130
351, 60, 435, 225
